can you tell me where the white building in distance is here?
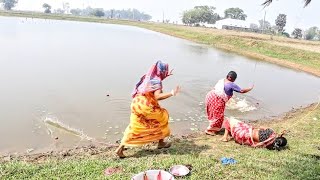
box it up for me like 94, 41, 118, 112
213, 18, 251, 29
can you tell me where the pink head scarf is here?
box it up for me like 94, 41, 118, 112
132, 61, 169, 98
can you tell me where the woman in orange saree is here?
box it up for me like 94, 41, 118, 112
115, 61, 180, 158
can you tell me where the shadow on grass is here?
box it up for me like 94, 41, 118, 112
128, 138, 211, 158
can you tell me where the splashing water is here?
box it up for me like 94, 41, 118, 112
226, 97, 257, 112
43, 116, 94, 141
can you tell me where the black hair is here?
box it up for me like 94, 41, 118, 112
266, 137, 287, 151
227, 71, 237, 81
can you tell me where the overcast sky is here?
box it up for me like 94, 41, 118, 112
15, 0, 320, 32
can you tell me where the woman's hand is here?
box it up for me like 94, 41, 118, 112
241, 84, 254, 94
249, 84, 254, 90
168, 69, 174, 76
171, 85, 181, 96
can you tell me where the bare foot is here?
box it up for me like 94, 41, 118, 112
205, 130, 218, 136
220, 137, 228, 142
157, 142, 172, 149
115, 147, 126, 158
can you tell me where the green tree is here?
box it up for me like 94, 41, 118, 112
182, 9, 199, 25
82, 6, 94, 16
92, 9, 105, 17
70, 8, 82, 16
195, 6, 220, 24
275, 14, 286, 33
263, 0, 311, 7
224, 8, 247, 20
250, 23, 259, 30
282, 32, 290, 38
292, 28, 303, 39
54, 8, 65, 14
182, 6, 220, 26
42, 3, 51, 14
304, 26, 319, 40
258, 19, 271, 30
0, 0, 18, 10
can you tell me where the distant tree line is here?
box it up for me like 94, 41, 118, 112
182, 5, 319, 41
37, 2, 151, 21
0, 0, 18, 10
182, 6, 247, 26
66, 7, 151, 21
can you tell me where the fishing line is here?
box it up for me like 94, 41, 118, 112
252, 61, 258, 85
285, 96, 320, 132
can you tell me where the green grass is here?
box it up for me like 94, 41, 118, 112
1, 10, 320, 76
1, 105, 319, 179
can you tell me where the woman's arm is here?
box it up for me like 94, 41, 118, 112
240, 85, 254, 94
154, 90, 173, 101
154, 86, 180, 101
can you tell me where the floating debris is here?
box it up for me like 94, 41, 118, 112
190, 128, 198, 131
47, 129, 53, 135
114, 132, 119, 135
115, 126, 119, 129
26, 148, 34, 153
109, 127, 113, 129
176, 119, 181, 121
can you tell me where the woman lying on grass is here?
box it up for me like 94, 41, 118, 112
221, 117, 287, 150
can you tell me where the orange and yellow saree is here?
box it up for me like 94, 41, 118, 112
121, 93, 170, 146
121, 61, 171, 146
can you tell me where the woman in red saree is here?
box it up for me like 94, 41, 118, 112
115, 61, 180, 158
221, 117, 287, 150
205, 71, 253, 135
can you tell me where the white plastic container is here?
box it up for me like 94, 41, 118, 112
169, 165, 190, 177
131, 170, 174, 180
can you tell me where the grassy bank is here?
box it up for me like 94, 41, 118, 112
1, 10, 320, 77
1, 104, 319, 179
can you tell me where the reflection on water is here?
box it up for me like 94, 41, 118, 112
0, 16, 319, 153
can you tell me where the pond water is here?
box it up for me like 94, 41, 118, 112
0, 16, 319, 154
